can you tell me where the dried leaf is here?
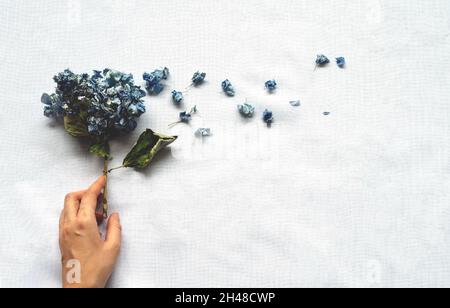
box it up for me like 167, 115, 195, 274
64, 114, 88, 137
89, 142, 111, 160
123, 129, 177, 169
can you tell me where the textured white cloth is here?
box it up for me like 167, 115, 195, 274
1, 0, 450, 288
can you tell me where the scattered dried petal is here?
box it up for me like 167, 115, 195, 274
336, 57, 346, 68
172, 90, 184, 105
195, 128, 212, 137
263, 109, 274, 126
192, 71, 206, 85
290, 100, 301, 107
316, 54, 330, 66
265, 80, 277, 92
177, 106, 198, 124
179, 111, 192, 123
143, 67, 170, 95
237, 103, 255, 117
221, 79, 235, 97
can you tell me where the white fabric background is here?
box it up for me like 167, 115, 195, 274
0, 0, 450, 288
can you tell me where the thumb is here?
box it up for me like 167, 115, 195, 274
105, 213, 122, 252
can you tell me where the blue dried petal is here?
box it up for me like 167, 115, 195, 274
336, 57, 346, 68
265, 80, 277, 92
290, 100, 301, 107
316, 54, 330, 66
143, 67, 170, 95
323, 112, 331, 116
119, 117, 127, 126
179, 111, 192, 123
130, 87, 147, 101
115, 117, 137, 132
41, 93, 64, 118
221, 79, 235, 97
143, 68, 169, 83
195, 128, 212, 137
92, 70, 103, 80
142, 72, 153, 82
153, 68, 169, 80
53, 69, 79, 98
43, 106, 55, 117
41, 93, 53, 106
262, 109, 274, 126
103, 69, 124, 86
150, 83, 164, 95
136, 102, 146, 114
128, 105, 138, 115
162, 67, 170, 79
237, 103, 255, 117
87, 116, 108, 136
172, 90, 184, 105
192, 71, 206, 85
127, 102, 146, 116
121, 73, 134, 83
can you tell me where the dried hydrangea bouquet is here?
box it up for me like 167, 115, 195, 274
41, 69, 177, 220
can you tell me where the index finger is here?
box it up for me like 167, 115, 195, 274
64, 190, 85, 222
79, 176, 106, 217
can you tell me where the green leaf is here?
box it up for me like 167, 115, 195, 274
64, 114, 88, 137
123, 129, 177, 169
89, 142, 111, 160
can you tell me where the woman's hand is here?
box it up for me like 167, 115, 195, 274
59, 176, 122, 288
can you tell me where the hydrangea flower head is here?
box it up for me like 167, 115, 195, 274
265, 80, 277, 92
143, 67, 170, 95
42, 68, 147, 137
192, 71, 206, 86
222, 79, 235, 97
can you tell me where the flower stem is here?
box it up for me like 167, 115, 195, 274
168, 121, 182, 128
102, 159, 109, 219
108, 165, 125, 173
